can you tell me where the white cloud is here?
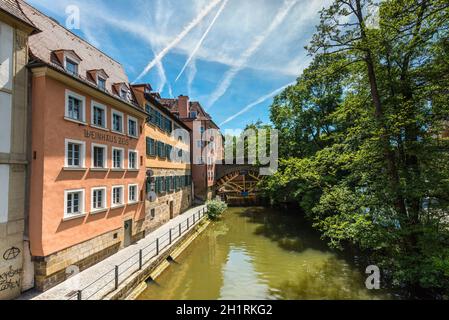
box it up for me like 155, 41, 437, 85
206, 0, 298, 110
187, 59, 197, 97
175, 0, 229, 82
133, 0, 224, 83
220, 81, 296, 126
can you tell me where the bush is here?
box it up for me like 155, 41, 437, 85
206, 200, 228, 220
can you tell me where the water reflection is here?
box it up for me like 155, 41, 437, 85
138, 207, 390, 300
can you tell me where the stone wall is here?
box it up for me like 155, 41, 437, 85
144, 168, 192, 233
0, 26, 30, 300
33, 229, 124, 292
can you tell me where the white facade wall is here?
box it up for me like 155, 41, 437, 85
0, 164, 9, 223
0, 91, 12, 153
0, 21, 13, 90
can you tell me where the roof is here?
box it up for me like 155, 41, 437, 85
144, 93, 192, 132
21, 1, 129, 93
159, 97, 213, 121
21, 1, 145, 115
0, 0, 37, 30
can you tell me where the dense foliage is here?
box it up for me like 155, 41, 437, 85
261, 0, 449, 298
206, 200, 228, 220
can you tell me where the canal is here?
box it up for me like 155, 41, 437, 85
137, 207, 391, 300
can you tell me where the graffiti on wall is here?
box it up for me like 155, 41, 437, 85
0, 247, 22, 294
0, 266, 22, 292
3, 247, 20, 261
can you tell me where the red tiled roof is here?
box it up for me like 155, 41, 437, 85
0, 0, 36, 29
21, 1, 129, 94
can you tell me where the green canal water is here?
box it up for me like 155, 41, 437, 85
138, 207, 391, 300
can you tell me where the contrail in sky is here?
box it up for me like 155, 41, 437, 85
133, 0, 223, 83
175, 0, 229, 82
219, 82, 295, 126
206, 0, 298, 110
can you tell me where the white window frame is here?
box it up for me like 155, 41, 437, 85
65, 139, 86, 168
91, 100, 107, 129
91, 187, 107, 213
128, 149, 138, 170
91, 143, 108, 169
111, 185, 124, 208
128, 184, 138, 204
111, 109, 124, 134
127, 115, 139, 138
65, 90, 86, 123
64, 189, 85, 218
112, 147, 125, 169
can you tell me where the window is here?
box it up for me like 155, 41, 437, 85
146, 138, 156, 157
66, 59, 78, 76
65, 91, 85, 123
147, 107, 157, 125
165, 176, 170, 192
166, 145, 173, 161
156, 111, 162, 129
164, 118, 172, 133
128, 184, 138, 204
91, 102, 107, 128
92, 144, 107, 169
91, 187, 107, 212
157, 141, 166, 158
111, 186, 124, 207
197, 140, 204, 148
120, 89, 128, 100
98, 77, 106, 91
128, 150, 138, 170
64, 189, 85, 217
112, 148, 124, 169
111, 110, 124, 133
190, 111, 197, 119
160, 177, 166, 193
128, 116, 138, 137
65, 139, 85, 168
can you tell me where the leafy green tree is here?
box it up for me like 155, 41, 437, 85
262, 0, 449, 297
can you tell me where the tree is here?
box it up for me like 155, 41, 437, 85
262, 0, 449, 297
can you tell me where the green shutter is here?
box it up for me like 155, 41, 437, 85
146, 137, 151, 156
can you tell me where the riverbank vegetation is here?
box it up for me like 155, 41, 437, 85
259, 0, 449, 298
206, 200, 228, 221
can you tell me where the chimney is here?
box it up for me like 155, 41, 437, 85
178, 95, 189, 118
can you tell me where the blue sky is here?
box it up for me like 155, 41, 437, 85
26, 0, 329, 130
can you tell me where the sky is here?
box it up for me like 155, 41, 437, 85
26, 0, 330, 130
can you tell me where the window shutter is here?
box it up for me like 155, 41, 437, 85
146, 137, 151, 156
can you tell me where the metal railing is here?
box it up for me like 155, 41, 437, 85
70, 207, 208, 300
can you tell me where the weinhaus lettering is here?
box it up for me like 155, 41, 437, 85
84, 129, 130, 146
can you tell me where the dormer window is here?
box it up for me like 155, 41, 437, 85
190, 111, 198, 119
66, 59, 78, 76
113, 83, 130, 101
87, 70, 109, 91
98, 77, 106, 91
54, 50, 82, 77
